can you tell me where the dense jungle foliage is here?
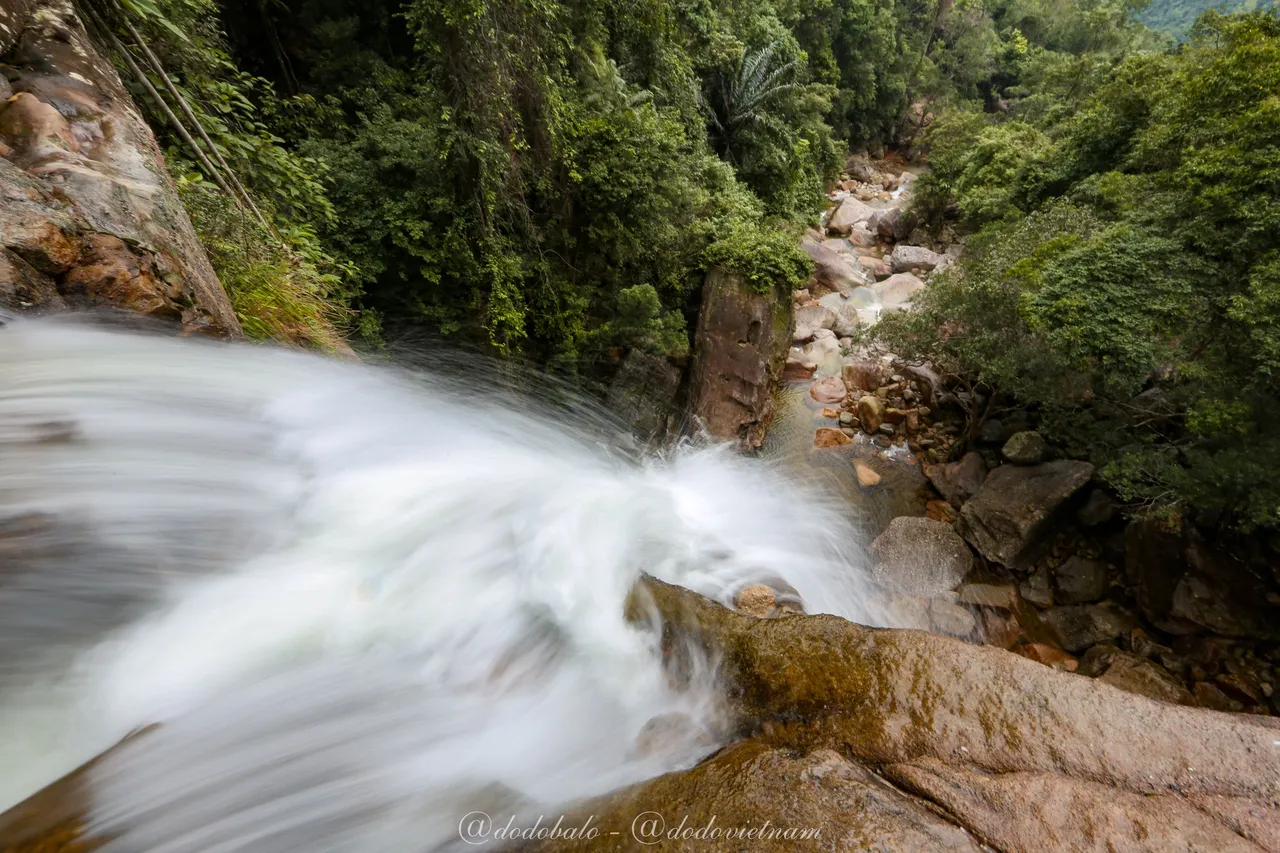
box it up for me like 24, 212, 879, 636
90, 0, 1280, 529
877, 10, 1280, 530
94, 0, 1157, 362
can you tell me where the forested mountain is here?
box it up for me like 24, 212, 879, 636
1138, 0, 1260, 37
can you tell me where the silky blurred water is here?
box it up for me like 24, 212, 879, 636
0, 320, 887, 852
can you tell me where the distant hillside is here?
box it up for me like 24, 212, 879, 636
1137, 0, 1266, 38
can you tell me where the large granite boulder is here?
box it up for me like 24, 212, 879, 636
689, 268, 790, 450
869, 516, 973, 596
801, 238, 865, 292
826, 198, 875, 237
871, 273, 925, 311
889, 244, 945, 274
957, 460, 1094, 568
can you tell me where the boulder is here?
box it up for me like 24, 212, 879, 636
849, 223, 878, 248
809, 375, 846, 405
926, 451, 987, 508
869, 205, 916, 242
801, 238, 864, 293
1083, 648, 1194, 706
870, 516, 973, 596
957, 460, 1094, 568
604, 349, 683, 442
1124, 519, 1280, 639
857, 394, 885, 433
930, 599, 978, 637
1042, 604, 1137, 652
858, 256, 892, 280
817, 292, 868, 338
872, 273, 925, 310
842, 359, 883, 392
1001, 430, 1047, 465
1053, 556, 1108, 605
792, 304, 835, 343
826, 197, 875, 237
1077, 489, 1117, 527
889, 244, 945, 274
958, 583, 1018, 610
1019, 566, 1054, 608
734, 584, 776, 618
688, 269, 790, 450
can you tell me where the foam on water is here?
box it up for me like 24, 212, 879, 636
0, 319, 883, 852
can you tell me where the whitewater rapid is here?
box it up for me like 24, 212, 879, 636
0, 319, 884, 852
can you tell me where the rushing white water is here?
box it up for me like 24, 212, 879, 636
0, 319, 884, 852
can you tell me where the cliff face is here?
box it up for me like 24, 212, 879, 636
0, 0, 239, 334
687, 269, 791, 451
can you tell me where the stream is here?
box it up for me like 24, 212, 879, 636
0, 319, 892, 853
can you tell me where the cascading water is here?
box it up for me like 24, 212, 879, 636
0, 319, 885, 852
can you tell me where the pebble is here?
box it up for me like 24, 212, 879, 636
853, 459, 881, 488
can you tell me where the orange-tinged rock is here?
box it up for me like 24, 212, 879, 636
1015, 642, 1079, 672
814, 427, 852, 448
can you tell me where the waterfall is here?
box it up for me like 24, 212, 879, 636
0, 319, 882, 852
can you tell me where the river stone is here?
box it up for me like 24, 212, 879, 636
957, 460, 1094, 568
842, 359, 883, 391
801, 237, 864, 292
793, 303, 836, 343
926, 451, 987, 508
872, 272, 925, 310
1053, 555, 1108, 605
852, 459, 881, 488
889, 244, 945, 274
870, 516, 973, 596
826, 197, 875, 237
958, 583, 1018, 610
809, 375, 846, 405
857, 394, 885, 433
930, 599, 977, 637
1001, 430, 1047, 465
849, 222, 878, 248
1042, 604, 1137, 652
735, 584, 776, 618
814, 427, 852, 448
817, 292, 866, 337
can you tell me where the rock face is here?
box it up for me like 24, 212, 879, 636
889, 244, 944, 273
605, 349, 683, 442
0, 0, 239, 334
869, 516, 973, 596
689, 269, 790, 451
957, 460, 1094, 568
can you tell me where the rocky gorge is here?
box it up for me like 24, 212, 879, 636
1, 4, 1279, 850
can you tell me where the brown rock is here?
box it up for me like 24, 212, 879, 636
60, 234, 183, 319
689, 269, 789, 450
820, 407, 839, 419
826, 197, 875, 237
857, 394, 885, 433
809, 375, 846, 405
782, 355, 817, 381
852, 459, 881, 488
926, 451, 987, 508
925, 500, 957, 523
957, 460, 1095, 568
814, 427, 852, 448
1193, 681, 1242, 713
841, 359, 882, 391
735, 584, 777, 618
1095, 652, 1194, 706
870, 517, 973, 596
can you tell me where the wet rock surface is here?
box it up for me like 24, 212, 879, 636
870, 516, 972, 596
957, 460, 1094, 568
0, 0, 239, 334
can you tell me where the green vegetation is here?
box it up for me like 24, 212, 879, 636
1138, 0, 1265, 38
878, 10, 1280, 530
